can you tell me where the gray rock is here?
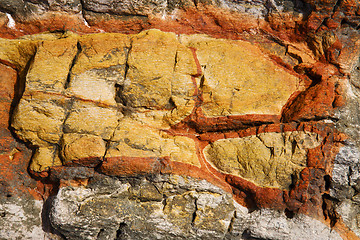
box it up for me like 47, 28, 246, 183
50, 174, 236, 240
330, 145, 360, 200
335, 199, 360, 237
0, 196, 60, 240
227, 205, 342, 240
50, 174, 342, 240
81, 0, 169, 16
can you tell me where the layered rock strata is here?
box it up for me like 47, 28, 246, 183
0, 0, 360, 239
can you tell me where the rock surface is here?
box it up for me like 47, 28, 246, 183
0, 0, 360, 239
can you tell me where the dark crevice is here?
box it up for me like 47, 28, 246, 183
61, 98, 75, 134
291, 140, 297, 155
191, 198, 198, 226
41, 188, 67, 240
193, 120, 276, 134
116, 223, 128, 240
96, 229, 104, 239
166, 97, 176, 110
322, 193, 340, 228
173, 51, 178, 72
241, 229, 268, 240
115, 44, 132, 112
330, 0, 342, 18
199, 75, 205, 89
162, 195, 168, 211
284, 208, 295, 219
123, 47, 131, 81
289, 173, 298, 190
115, 84, 127, 106
64, 41, 82, 89
227, 211, 236, 233
79, 0, 90, 26
348, 166, 353, 186
324, 175, 331, 191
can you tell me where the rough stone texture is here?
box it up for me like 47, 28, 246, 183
0, 0, 360, 239
50, 174, 342, 240
182, 35, 303, 117
204, 131, 322, 189
8, 29, 307, 173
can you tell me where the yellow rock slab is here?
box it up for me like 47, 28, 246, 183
182, 35, 303, 117
26, 37, 78, 92
11, 93, 68, 145
61, 133, 106, 165
8, 30, 308, 173
123, 29, 178, 109
66, 34, 131, 105
63, 101, 120, 140
30, 146, 62, 172
204, 131, 322, 190
107, 117, 200, 167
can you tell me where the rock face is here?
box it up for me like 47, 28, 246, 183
0, 0, 360, 239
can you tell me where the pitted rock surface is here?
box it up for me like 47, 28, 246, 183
0, 0, 360, 239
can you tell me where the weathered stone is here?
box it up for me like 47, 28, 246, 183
63, 100, 119, 139
82, 0, 168, 16
0, 198, 52, 240
0, 0, 360, 239
335, 199, 360, 237
124, 29, 177, 109
25, 37, 78, 93
204, 131, 322, 189
50, 174, 343, 240
226, 207, 342, 240
331, 145, 360, 201
11, 94, 68, 146
181, 35, 303, 117
49, 175, 235, 239
30, 146, 62, 172
107, 117, 200, 167
61, 133, 106, 167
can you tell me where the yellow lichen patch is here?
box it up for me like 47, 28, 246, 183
204, 131, 322, 189
181, 35, 303, 117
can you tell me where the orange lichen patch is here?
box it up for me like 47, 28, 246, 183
99, 155, 232, 193
0, 149, 48, 201
100, 156, 171, 176
59, 178, 89, 188
63, 156, 103, 168
0, 12, 95, 39
281, 77, 337, 122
